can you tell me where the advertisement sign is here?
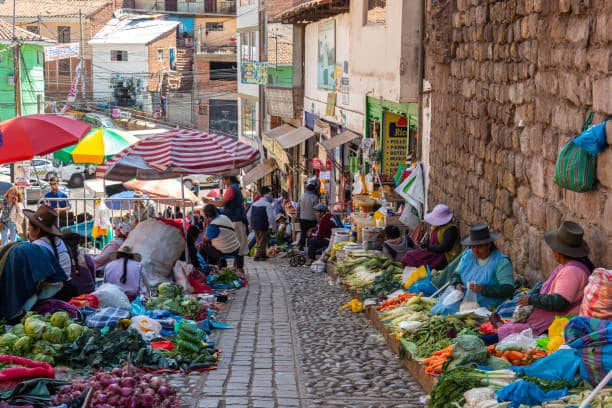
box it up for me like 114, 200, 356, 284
317, 20, 335, 90
240, 61, 268, 85
44, 43, 80, 61
382, 112, 408, 177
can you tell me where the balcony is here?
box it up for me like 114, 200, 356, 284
148, 0, 236, 15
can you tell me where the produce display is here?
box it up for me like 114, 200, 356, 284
340, 255, 401, 291
210, 268, 238, 285
378, 296, 435, 333
487, 344, 548, 366
145, 283, 203, 320
403, 315, 470, 358
375, 293, 416, 311
0, 312, 87, 364
51, 365, 180, 407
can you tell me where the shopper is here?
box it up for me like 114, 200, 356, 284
62, 232, 96, 295
0, 186, 24, 245
43, 176, 70, 215
248, 186, 275, 261
200, 204, 241, 268
297, 183, 319, 250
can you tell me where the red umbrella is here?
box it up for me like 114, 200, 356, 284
0, 114, 91, 164
96, 128, 260, 181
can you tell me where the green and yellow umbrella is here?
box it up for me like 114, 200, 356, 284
54, 128, 139, 165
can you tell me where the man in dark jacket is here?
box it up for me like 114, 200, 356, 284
307, 203, 337, 264
247, 187, 275, 261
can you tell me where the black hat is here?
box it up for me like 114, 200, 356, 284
460, 224, 500, 246
544, 221, 589, 258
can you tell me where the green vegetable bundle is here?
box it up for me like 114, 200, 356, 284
429, 367, 515, 407
146, 283, 203, 320
404, 315, 465, 358
212, 268, 238, 284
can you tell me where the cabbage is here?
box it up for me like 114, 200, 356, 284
24, 317, 47, 340
10, 324, 25, 337
13, 336, 33, 354
32, 353, 54, 364
0, 333, 19, 349
33, 340, 57, 356
158, 282, 182, 299
42, 326, 64, 344
49, 311, 70, 329
65, 323, 85, 342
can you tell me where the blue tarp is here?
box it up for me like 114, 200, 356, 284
496, 380, 568, 408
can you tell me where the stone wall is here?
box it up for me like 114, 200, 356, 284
425, 0, 611, 282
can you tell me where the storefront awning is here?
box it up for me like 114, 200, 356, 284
242, 158, 279, 186
275, 126, 315, 149
264, 124, 295, 140
320, 129, 360, 151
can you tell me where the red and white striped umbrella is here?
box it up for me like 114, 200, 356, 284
96, 129, 260, 181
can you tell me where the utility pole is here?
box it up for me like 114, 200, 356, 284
10, 0, 20, 183
257, 0, 266, 163
79, 9, 86, 100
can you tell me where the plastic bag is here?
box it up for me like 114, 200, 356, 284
352, 173, 364, 195
573, 120, 608, 155
547, 316, 569, 353
122, 219, 186, 289
92, 283, 131, 309
399, 204, 420, 231
398, 321, 424, 331
460, 285, 479, 312
130, 315, 162, 341
512, 304, 534, 323
496, 328, 536, 352
441, 287, 464, 305
173, 261, 194, 294
402, 266, 427, 289
464, 387, 496, 408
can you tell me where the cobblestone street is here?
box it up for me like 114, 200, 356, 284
184, 259, 424, 408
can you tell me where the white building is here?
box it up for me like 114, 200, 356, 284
89, 16, 179, 113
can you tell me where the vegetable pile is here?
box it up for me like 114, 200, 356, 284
0, 312, 86, 364
376, 293, 416, 311
210, 268, 238, 285
403, 315, 465, 358
487, 344, 547, 366
51, 365, 180, 407
145, 283, 203, 320
340, 255, 401, 292
379, 296, 435, 334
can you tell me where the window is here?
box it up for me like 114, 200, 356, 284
240, 31, 256, 62
241, 98, 256, 141
157, 49, 164, 62
211, 99, 237, 137
366, 0, 386, 24
58, 59, 70, 76
57, 26, 70, 43
37, 50, 43, 64
206, 22, 224, 32
111, 50, 128, 61
26, 26, 39, 35
210, 61, 236, 81
240, 0, 256, 5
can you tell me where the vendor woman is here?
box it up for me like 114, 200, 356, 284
431, 224, 513, 315
401, 204, 461, 270
497, 221, 593, 340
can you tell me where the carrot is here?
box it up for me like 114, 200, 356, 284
503, 350, 526, 362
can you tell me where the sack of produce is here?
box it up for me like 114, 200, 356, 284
93, 283, 131, 309
122, 219, 186, 289
580, 268, 611, 320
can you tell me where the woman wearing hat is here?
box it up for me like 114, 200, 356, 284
24, 205, 79, 301
274, 213, 292, 246
62, 231, 96, 295
306, 203, 337, 265
497, 221, 595, 340
104, 246, 143, 299
94, 220, 132, 270
401, 204, 461, 270
431, 224, 514, 316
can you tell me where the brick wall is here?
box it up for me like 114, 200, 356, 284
425, 0, 611, 282
193, 55, 237, 130
147, 30, 177, 92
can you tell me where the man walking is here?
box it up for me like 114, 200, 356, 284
248, 187, 275, 261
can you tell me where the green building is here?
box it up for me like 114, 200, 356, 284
0, 21, 53, 120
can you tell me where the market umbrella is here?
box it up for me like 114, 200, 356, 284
54, 128, 139, 165
107, 190, 140, 210
0, 114, 91, 164
123, 179, 199, 205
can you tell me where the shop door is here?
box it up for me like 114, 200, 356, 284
165, 0, 177, 11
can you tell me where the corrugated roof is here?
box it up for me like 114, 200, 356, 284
0, 0, 111, 18
89, 17, 179, 45
0, 20, 54, 43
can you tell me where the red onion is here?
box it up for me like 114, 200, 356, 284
158, 385, 170, 398
143, 373, 153, 381
100, 373, 115, 387
140, 393, 154, 407
120, 387, 133, 398
149, 376, 162, 390
111, 367, 123, 377
143, 387, 155, 396
120, 377, 137, 388
108, 383, 121, 395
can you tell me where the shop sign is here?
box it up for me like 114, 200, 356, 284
44, 43, 80, 61
340, 77, 349, 105
382, 112, 408, 177
325, 93, 336, 117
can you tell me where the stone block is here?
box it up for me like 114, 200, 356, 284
542, 129, 559, 162
527, 196, 546, 228
597, 148, 612, 189
528, 160, 545, 197
583, 225, 607, 268
559, 0, 571, 13
566, 17, 590, 44
593, 77, 612, 115
607, 121, 612, 145
603, 195, 612, 236
559, 71, 581, 105
545, 203, 562, 231
563, 189, 603, 221
493, 209, 504, 232
496, 188, 513, 216
593, 14, 609, 45
527, 226, 542, 269
586, 48, 611, 74
573, 46, 588, 71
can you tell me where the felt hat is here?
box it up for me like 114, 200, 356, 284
544, 221, 589, 258
23, 205, 62, 236
111, 245, 142, 262
424, 204, 454, 226
460, 224, 500, 246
